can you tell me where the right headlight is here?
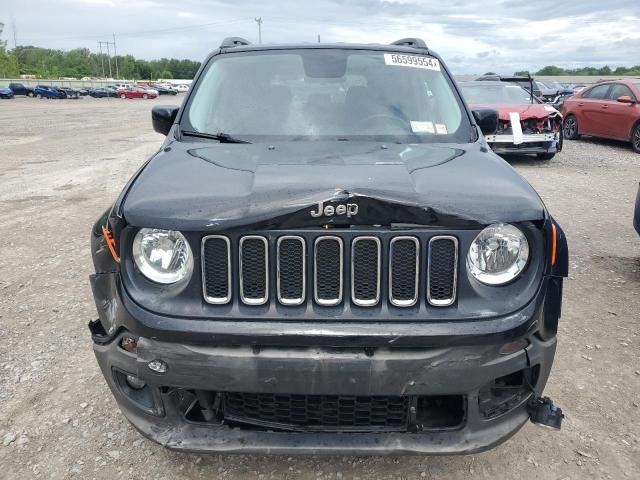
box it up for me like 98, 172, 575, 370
467, 223, 529, 285
132, 228, 193, 284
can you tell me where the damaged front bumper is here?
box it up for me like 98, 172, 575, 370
89, 272, 561, 455
486, 132, 561, 156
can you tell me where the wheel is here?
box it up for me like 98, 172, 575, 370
632, 124, 640, 153
27, 91, 34, 97
120, 94, 126, 99
142, 93, 148, 99
36, 93, 42, 99
536, 153, 556, 160
563, 115, 580, 140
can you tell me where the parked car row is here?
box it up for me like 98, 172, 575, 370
1, 81, 189, 101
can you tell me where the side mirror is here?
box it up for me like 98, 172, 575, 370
616, 95, 635, 104
152, 106, 179, 135
472, 108, 499, 135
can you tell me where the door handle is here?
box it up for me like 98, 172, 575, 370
601, 105, 608, 109
578, 102, 584, 106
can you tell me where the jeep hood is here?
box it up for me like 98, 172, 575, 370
120, 140, 546, 230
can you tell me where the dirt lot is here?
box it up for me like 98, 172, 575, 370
0, 96, 638, 479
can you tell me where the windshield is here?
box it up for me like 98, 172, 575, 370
459, 83, 534, 105
183, 49, 473, 143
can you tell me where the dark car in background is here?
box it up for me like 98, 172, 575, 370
562, 79, 640, 153
34, 85, 67, 99
8, 82, 35, 97
0, 86, 15, 99
89, 87, 115, 98
151, 84, 178, 95
89, 37, 567, 456
460, 81, 562, 159
58, 87, 80, 99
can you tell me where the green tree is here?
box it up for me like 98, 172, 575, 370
0, 47, 20, 77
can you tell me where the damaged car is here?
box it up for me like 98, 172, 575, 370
89, 37, 568, 455
459, 81, 563, 160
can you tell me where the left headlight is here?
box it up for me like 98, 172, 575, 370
132, 228, 193, 284
467, 223, 529, 285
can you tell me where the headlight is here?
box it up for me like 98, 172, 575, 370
467, 223, 529, 285
132, 228, 193, 284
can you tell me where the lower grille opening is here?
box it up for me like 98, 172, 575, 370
478, 366, 539, 419
177, 390, 465, 433
415, 395, 465, 430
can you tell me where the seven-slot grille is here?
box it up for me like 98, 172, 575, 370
201, 234, 458, 307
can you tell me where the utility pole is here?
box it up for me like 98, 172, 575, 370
317, 34, 321, 43
105, 41, 112, 78
254, 17, 263, 44
98, 41, 105, 78
11, 16, 17, 48
112, 33, 119, 80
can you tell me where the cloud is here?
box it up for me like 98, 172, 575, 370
2, 0, 639, 73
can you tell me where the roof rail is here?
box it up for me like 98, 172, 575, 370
390, 38, 428, 49
220, 37, 251, 48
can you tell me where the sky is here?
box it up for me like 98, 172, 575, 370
1, 0, 639, 74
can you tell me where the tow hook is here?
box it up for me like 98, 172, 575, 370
527, 396, 564, 429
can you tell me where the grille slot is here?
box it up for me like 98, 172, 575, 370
351, 237, 381, 306
427, 236, 458, 306
239, 236, 269, 305
223, 392, 408, 432
277, 236, 306, 305
201, 236, 231, 304
389, 236, 419, 307
314, 236, 344, 306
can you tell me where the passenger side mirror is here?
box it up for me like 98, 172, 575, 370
472, 108, 499, 135
616, 95, 635, 104
152, 106, 179, 135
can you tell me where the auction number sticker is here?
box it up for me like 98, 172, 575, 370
384, 53, 440, 71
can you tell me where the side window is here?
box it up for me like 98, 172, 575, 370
607, 84, 635, 101
582, 84, 610, 99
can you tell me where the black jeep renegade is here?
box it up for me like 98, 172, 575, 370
89, 37, 568, 455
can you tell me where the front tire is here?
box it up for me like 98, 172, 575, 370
143, 93, 148, 99
563, 115, 580, 140
537, 152, 556, 160
632, 124, 640, 153
120, 94, 126, 99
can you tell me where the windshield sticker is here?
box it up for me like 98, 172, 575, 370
435, 123, 448, 135
384, 54, 440, 71
411, 121, 435, 134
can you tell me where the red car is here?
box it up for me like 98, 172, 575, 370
117, 86, 158, 100
561, 79, 640, 153
459, 81, 562, 160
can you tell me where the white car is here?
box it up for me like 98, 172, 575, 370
173, 84, 190, 92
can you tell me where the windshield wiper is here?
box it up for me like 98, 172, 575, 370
180, 130, 251, 144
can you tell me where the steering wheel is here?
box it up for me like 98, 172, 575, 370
356, 113, 412, 133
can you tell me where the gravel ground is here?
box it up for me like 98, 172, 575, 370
0, 96, 638, 479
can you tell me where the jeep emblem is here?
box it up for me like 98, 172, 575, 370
310, 201, 359, 218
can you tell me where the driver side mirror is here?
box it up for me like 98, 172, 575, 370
152, 106, 179, 135
616, 95, 636, 104
472, 108, 499, 135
